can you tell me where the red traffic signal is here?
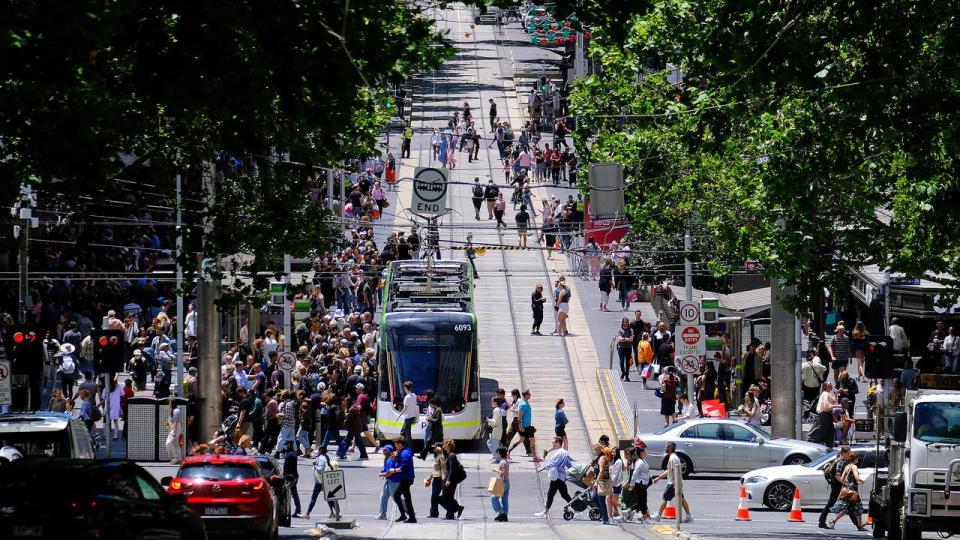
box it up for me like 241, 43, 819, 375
97, 336, 121, 347
12, 331, 36, 344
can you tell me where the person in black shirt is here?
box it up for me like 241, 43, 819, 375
483, 180, 499, 219
515, 204, 530, 247
656, 337, 675, 371
531, 284, 546, 335
629, 312, 646, 374
471, 177, 484, 220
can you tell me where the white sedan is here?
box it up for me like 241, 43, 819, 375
740, 445, 887, 511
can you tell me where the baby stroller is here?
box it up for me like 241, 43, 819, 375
561, 462, 602, 521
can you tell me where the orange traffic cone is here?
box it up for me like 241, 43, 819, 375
866, 513, 873, 527
787, 487, 804, 522
662, 498, 677, 520
735, 485, 752, 521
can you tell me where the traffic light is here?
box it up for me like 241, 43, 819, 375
92, 329, 125, 374
864, 335, 895, 379
385, 97, 395, 114
6, 325, 42, 374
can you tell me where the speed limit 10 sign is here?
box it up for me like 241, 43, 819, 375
679, 301, 700, 324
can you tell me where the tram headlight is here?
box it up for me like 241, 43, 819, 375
470, 392, 478, 400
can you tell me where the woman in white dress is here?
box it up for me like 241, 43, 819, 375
106, 374, 124, 440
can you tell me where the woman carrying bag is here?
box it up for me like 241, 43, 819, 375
827, 450, 867, 530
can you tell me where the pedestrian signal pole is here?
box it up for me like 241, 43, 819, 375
684, 227, 695, 399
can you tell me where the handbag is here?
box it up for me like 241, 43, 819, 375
839, 487, 859, 502
488, 476, 505, 497
596, 479, 613, 496
654, 387, 662, 398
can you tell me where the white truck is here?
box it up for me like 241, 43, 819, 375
870, 374, 960, 539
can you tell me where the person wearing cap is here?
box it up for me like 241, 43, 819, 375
376, 445, 401, 519
305, 445, 340, 520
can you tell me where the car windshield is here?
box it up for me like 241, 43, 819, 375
178, 463, 258, 481
255, 458, 277, 476
385, 319, 473, 411
806, 450, 839, 468
0, 429, 71, 458
914, 402, 960, 444
654, 421, 685, 435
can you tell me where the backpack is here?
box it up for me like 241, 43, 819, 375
824, 457, 843, 484
473, 184, 484, 198
663, 375, 678, 400
88, 401, 102, 423
451, 455, 467, 483
60, 356, 76, 375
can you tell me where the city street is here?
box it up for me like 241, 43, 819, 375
5, 3, 956, 540
134, 6, 888, 540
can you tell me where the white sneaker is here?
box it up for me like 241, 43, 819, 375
650, 513, 660, 522
682, 515, 694, 523
534, 511, 547, 518
641, 518, 656, 525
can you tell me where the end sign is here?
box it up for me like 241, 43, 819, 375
411, 167, 448, 216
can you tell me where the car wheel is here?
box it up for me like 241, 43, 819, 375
783, 454, 810, 466
660, 453, 693, 478
764, 481, 796, 511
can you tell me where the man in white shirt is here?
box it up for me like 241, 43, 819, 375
398, 381, 418, 443
801, 349, 827, 404
651, 442, 693, 523
889, 317, 909, 364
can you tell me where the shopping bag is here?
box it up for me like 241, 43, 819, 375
701, 399, 727, 418
488, 476, 505, 497
641, 365, 650, 379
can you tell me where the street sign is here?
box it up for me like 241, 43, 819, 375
678, 354, 699, 375
678, 301, 700, 324
0, 359, 10, 405
322, 469, 346, 501
411, 167, 448, 216
675, 324, 705, 360
278, 352, 297, 371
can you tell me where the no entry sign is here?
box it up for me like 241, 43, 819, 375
675, 324, 706, 360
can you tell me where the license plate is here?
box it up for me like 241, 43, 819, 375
204, 507, 229, 516
13, 525, 43, 537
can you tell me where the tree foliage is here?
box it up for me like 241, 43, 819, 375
570, 0, 960, 314
0, 0, 451, 300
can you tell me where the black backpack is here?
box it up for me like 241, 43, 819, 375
473, 184, 484, 198
452, 455, 467, 483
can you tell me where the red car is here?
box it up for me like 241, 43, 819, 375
163, 454, 280, 540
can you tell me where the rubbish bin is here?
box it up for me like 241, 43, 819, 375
126, 396, 189, 461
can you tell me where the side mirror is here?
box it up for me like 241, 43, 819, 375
753, 437, 765, 445
893, 411, 908, 443
160, 476, 172, 487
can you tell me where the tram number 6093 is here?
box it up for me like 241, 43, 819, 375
454, 324, 472, 332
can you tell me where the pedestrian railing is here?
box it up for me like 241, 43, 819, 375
564, 235, 588, 279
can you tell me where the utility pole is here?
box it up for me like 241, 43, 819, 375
684, 227, 695, 399
770, 280, 799, 439
175, 164, 185, 396
326, 168, 335, 212
13, 184, 38, 323
198, 163, 222, 442
283, 254, 291, 351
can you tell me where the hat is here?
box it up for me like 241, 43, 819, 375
298, 346, 309, 355
382, 444, 394, 453
355, 383, 365, 390
354, 364, 363, 374
159, 342, 170, 349
188, 367, 198, 374
59, 343, 75, 355
317, 382, 327, 392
